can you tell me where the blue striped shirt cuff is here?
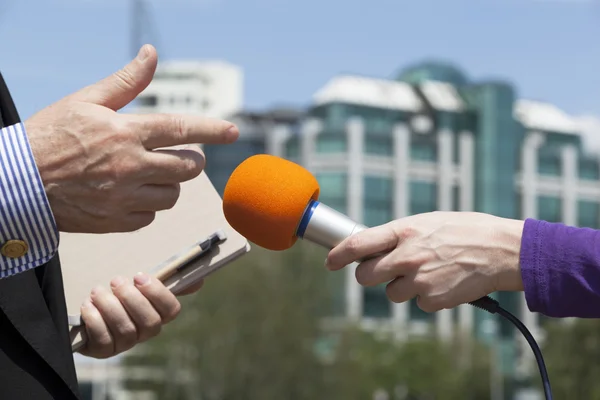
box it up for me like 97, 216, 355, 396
0, 123, 59, 278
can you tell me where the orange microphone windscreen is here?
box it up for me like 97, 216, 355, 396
222, 154, 320, 251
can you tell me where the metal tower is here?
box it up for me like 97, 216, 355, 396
130, 0, 162, 59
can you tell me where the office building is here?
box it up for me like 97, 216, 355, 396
217, 61, 600, 396
134, 59, 243, 119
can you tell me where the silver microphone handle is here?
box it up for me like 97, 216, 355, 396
301, 202, 367, 249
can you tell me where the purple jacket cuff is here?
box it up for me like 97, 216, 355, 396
520, 218, 600, 318
520, 219, 546, 314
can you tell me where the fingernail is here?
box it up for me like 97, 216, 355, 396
91, 286, 103, 296
82, 299, 93, 309
324, 258, 330, 269
137, 45, 150, 62
134, 272, 151, 286
110, 276, 126, 289
226, 125, 239, 141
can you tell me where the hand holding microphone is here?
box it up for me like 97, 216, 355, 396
325, 212, 525, 312
222, 154, 526, 312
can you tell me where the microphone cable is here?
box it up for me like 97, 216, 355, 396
469, 296, 552, 400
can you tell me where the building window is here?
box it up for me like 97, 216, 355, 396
410, 133, 437, 162
285, 136, 300, 158
315, 172, 347, 214
410, 181, 438, 215
452, 185, 461, 211
316, 134, 346, 153
537, 195, 562, 223
137, 95, 158, 107
579, 158, 600, 181
365, 135, 393, 156
363, 286, 391, 318
578, 200, 599, 229
362, 176, 394, 319
363, 176, 393, 226
537, 147, 562, 176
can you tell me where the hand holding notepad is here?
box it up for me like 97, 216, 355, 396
58, 172, 250, 353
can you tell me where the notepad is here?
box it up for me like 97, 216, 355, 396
58, 171, 251, 352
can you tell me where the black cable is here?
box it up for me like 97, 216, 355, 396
469, 296, 553, 400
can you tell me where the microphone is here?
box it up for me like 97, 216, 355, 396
222, 154, 366, 251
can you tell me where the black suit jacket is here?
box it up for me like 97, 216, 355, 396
0, 73, 81, 399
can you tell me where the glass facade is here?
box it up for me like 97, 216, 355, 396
362, 176, 394, 318
194, 61, 598, 399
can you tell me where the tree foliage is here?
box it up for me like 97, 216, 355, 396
542, 319, 600, 399
122, 241, 496, 399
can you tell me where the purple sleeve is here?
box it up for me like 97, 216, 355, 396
520, 218, 600, 318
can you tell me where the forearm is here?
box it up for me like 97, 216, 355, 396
0, 123, 59, 278
521, 218, 600, 318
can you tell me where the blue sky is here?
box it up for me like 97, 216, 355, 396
0, 0, 598, 120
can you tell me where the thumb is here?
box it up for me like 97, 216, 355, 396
71, 44, 158, 111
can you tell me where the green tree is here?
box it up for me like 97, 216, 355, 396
332, 328, 493, 399
123, 241, 351, 399
122, 241, 497, 400
542, 318, 600, 399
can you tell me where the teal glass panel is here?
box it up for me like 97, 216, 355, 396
452, 185, 460, 211
285, 135, 300, 158
363, 176, 393, 226
410, 134, 437, 161
409, 181, 438, 215
315, 172, 347, 214
537, 146, 561, 176
410, 300, 432, 322
365, 135, 393, 156
363, 286, 391, 318
578, 200, 599, 229
315, 172, 347, 317
316, 133, 346, 153
362, 176, 393, 318
498, 292, 520, 339
579, 158, 600, 181
537, 196, 562, 223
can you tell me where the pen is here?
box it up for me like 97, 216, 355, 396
153, 230, 227, 282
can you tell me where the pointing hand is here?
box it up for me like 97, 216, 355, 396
25, 44, 239, 233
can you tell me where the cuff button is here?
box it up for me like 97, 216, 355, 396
1, 240, 29, 258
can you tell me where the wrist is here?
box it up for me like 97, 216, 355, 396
493, 217, 525, 292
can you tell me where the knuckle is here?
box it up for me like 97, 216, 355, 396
137, 212, 156, 229
114, 68, 138, 91
398, 226, 418, 242
165, 184, 181, 209
354, 266, 367, 286
417, 296, 439, 313
385, 283, 404, 303
165, 301, 182, 322
170, 115, 187, 142
413, 275, 431, 292
183, 155, 203, 178
140, 316, 163, 339
345, 235, 362, 257
84, 330, 114, 359
116, 323, 138, 347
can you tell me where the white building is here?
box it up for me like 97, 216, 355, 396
134, 60, 243, 119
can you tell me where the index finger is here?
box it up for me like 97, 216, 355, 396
325, 223, 400, 271
129, 114, 239, 149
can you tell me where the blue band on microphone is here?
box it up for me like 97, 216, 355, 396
297, 200, 318, 238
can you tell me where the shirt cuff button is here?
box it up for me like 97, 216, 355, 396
1, 240, 29, 258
